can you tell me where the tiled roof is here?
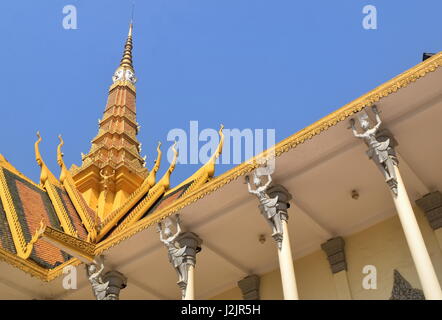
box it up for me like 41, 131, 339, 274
54, 186, 88, 240
0, 113, 224, 280
143, 181, 193, 218
0, 197, 16, 254
2, 168, 70, 268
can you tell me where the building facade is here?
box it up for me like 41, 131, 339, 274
0, 24, 441, 300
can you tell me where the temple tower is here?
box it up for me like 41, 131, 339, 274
70, 23, 148, 219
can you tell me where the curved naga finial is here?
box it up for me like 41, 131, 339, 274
57, 135, 64, 164
57, 135, 69, 183
168, 141, 179, 174
35, 131, 43, 167
157, 141, 178, 189
20, 220, 45, 260
205, 124, 224, 178
146, 141, 162, 188
34, 132, 58, 186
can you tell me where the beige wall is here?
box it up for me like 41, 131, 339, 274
211, 205, 442, 300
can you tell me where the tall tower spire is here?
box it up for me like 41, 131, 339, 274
112, 23, 136, 85
119, 23, 134, 70
70, 22, 147, 220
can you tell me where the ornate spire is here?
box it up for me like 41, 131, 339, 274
112, 23, 137, 84
70, 22, 147, 219
120, 23, 133, 70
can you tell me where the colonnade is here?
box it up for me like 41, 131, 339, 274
85, 106, 442, 300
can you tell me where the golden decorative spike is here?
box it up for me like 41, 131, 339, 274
168, 141, 178, 174
157, 141, 178, 189
214, 125, 225, 160
34, 132, 49, 186
57, 135, 68, 183
146, 141, 162, 188
34, 132, 43, 166
34, 132, 61, 186
57, 135, 64, 164
206, 124, 225, 178
119, 23, 134, 71
20, 220, 45, 260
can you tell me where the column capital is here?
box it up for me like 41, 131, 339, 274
266, 184, 293, 211
238, 275, 260, 300
416, 191, 442, 230
102, 270, 128, 300
175, 231, 203, 266
321, 237, 347, 274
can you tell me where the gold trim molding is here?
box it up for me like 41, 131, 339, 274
0, 247, 81, 282
41, 226, 95, 263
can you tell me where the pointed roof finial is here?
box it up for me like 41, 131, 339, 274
129, 1, 134, 38
128, 22, 133, 37
119, 20, 134, 71
131, 2, 135, 24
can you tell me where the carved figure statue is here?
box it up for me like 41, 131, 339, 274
157, 214, 188, 295
125, 69, 137, 83
350, 106, 398, 194
112, 69, 124, 83
246, 171, 284, 246
86, 259, 109, 300
100, 168, 115, 196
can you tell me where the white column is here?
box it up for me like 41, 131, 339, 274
392, 165, 442, 300
350, 106, 442, 300
183, 265, 195, 300
277, 220, 299, 300
265, 184, 299, 300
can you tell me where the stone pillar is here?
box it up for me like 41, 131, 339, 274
102, 270, 127, 300
185, 265, 195, 300
175, 232, 202, 300
321, 237, 352, 300
391, 166, 442, 300
238, 275, 260, 300
265, 184, 299, 300
416, 191, 442, 251
350, 107, 442, 300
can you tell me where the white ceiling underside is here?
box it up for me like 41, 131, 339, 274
1, 66, 442, 300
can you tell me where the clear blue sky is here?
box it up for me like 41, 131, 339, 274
0, 0, 440, 186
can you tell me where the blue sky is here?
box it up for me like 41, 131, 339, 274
0, 0, 440, 186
